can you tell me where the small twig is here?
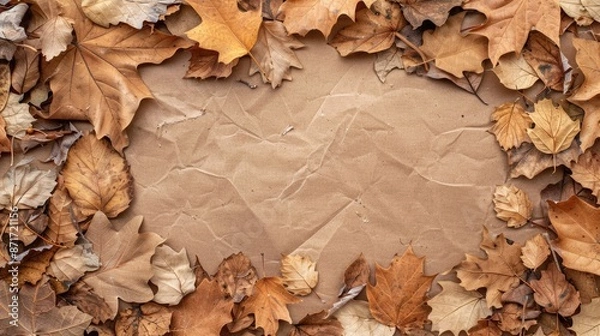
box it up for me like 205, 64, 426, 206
543, 232, 562, 272
238, 79, 257, 89
395, 32, 429, 71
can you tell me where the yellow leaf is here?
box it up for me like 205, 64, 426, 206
489, 102, 533, 150
526, 99, 580, 155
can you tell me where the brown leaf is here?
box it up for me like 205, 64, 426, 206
81, 212, 165, 319
249, 20, 304, 88
185, 0, 262, 64
493, 184, 533, 228
62, 133, 133, 218
238, 276, 301, 336
507, 139, 582, 179
329, 0, 404, 56
571, 142, 600, 202
491, 303, 537, 335
521, 234, 551, 270
288, 311, 343, 336
47, 240, 100, 285
571, 298, 600, 336
489, 102, 533, 151
81, 0, 178, 29
501, 281, 535, 306
0, 117, 10, 153
214, 252, 257, 303
456, 227, 526, 308
0, 61, 9, 111
561, 0, 597, 25
150, 245, 196, 306
185, 48, 239, 79
281, 254, 319, 296
527, 99, 580, 156
522, 31, 567, 92
192, 255, 209, 287
366, 246, 434, 332
0, 245, 56, 286
27, 0, 74, 61
115, 302, 172, 336
45, 186, 79, 247
468, 320, 503, 336
537, 312, 573, 336
463, 0, 561, 64
573, 96, 600, 152
548, 196, 600, 276
493, 53, 539, 90
11, 47, 40, 94
2, 93, 36, 137
425, 65, 483, 93
396, 0, 461, 28
530, 264, 581, 316
171, 279, 234, 336
374, 46, 403, 83
565, 268, 600, 304
570, 38, 600, 102
63, 281, 114, 324
329, 253, 370, 315
420, 12, 488, 78
333, 300, 395, 336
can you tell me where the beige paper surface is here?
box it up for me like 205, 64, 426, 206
125, 34, 538, 318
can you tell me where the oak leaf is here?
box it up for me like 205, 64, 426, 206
185, 0, 262, 65
366, 246, 434, 332
493, 53, 539, 90
522, 32, 568, 92
170, 278, 233, 335
507, 141, 582, 179
214, 252, 258, 303
428, 281, 492, 335
456, 227, 526, 308
571, 143, 600, 202
27, 0, 74, 61
289, 311, 343, 336
249, 21, 304, 88
279, 0, 377, 38
462, 0, 561, 64
396, 0, 461, 28
521, 234, 550, 270
81, 212, 165, 318
81, 0, 179, 29
526, 99, 580, 157
62, 133, 133, 218
47, 241, 100, 285
0, 159, 57, 210
281, 254, 319, 296
150, 245, 196, 306
45, 186, 79, 247
570, 38, 600, 102
329, 0, 404, 56
420, 12, 488, 78
530, 264, 581, 316
548, 196, 600, 276
571, 297, 600, 336
333, 300, 395, 336
2, 94, 36, 136
116, 302, 172, 336
492, 184, 533, 228
185, 48, 239, 79
330, 253, 370, 315
238, 276, 301, 336
489, 102, 533, 150
41, 0, 192, 152
374, 46, 403, 83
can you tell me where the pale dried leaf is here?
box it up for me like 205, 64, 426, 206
0, 3, 28, 42
47, 242, 100, 285
281, 254, 319, 296
214, 252, 257, 303
521, 234, 550, 270
570, 38, 600, 102
526, 99, 580, 156
489, 102, 533, 150
82, 0, 179, 29
0, 61, 9, 111
561, 0, 596, 25
289, 311, 343, 336
493, 184, 533, 227
0, 159, 57, 210
493, 53, 539, 90
38, 16, 74, 61
571, 297, 600, 336
375, 46, 403, 83
2, 94, 36, 137
150, 245, 196, 306
333, 300, 395, 336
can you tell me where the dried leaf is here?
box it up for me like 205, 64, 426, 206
571, 142, 600, 202
192, 255, 209, 287
548, 196, 600, 276
468, 320, 503, 336
526, 99, 580, 156
492, 53, 539, 90
26, 0, 74, 61
530, 264, 581, 316
329, 253, 370, 315
214, 252, 257, 303
565, 269, 600, 304
288, 311, 343, 336
366, 246, 434, 332
493, 184, 533, 228
374, 46, 403, 83
150, 245, 196, 306
2, 94, 36, 137
491, 303, 537, 335
47, 241, 100, 285
11, 47, 40, 94
428, 281, 492, 335
507, 141, 582, 179
81, 212, 165, 319
185, 0, 262, 64
281, 254, 319, 296
62, 133, 133, 218
561, 0, 597, 25
571, 297, 600, 336
0, 245, 55, 286
396, 0, 461, 28
521, 234, 551, 270
185, 48, 238, 79
0, 61, 9, 111
0, 3, 28, 43
425, 65, 483, 93
574, 96, 600, 153
0, 159, 57, 210
63, 281, 114, 324
490, 102, 533, 150
570, 38, 600, 102
522, 31, 567, 92
333, 300, 395, 336
81, 0, 179, 29
115, 302, 172, 336
45, 186, 79, 247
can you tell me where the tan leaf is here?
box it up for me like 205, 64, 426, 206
63, 281, 114, 324
571, 297, 600, 336
150, 245, 196, 306
396, 0, 461, 28
329, 1, 404, 56
288, 311, 343, 336
507, 141, 582, 179
11, 47, 40, 94
490, 102, 533, 151
0, 159, 57, 210
374, 46, 403, 83
27, 0, 75, 61
238, 276, 301, 336
330, 253, 370, 315
279, 0, 377, 38
81, 0, 179, 29
81, 212, 165, 318
366, 246, 434, 332
116, 302, 172, 336
428, 281, 492, 335
456, 227, 526, 308
47, 241, 100, 285
492, 53, 539, 90
560, 0, 596, 25
493, 184, 533, 228
185, 48, 239, 79
548, 196, 600, 276
463, 0, 561, 64
521, 234, 550, 270
2, 94, 36, 136
530, 264, 581, 316
490, 303, 537, 335
0, 3, 28, 43
333, 300, 395, 336
420, 12, 488, 78
62, 133, 133, 218
574, 96, 600, 152
45, 186, 79, 247
214, 252, 257, 303
281, 254, 319, 296
571, 142, 600, 202
186, 0, 262, 65
522, 32, 567, 92
249, 20, 304, 88
0, 61, 9, 111
170, 279, 234, 336
527, 99, 580, 156
581, 0, 600, 22
570, 38, 600, 102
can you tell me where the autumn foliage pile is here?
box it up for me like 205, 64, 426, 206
0, 0, 599, 335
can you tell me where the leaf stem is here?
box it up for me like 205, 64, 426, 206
543, 232, 562, 273
395, 32, 429, 71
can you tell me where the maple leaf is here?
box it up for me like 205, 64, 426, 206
522, 32, 568, 92
238, 276, 301, 336
289, 311, 343, 336
186, 0, 262, 65
493, 53, 539, 90
0, 159, 57, 210
420, 12, 488, 78
150, 245, 196, 306
526, 99, 580, 160
171, 278, 233, 335
250, 21, 304, 88
571, 297, 600, 336
330, 253, 370, 315
81, 0, 179, 29
366, 246, 434, 332
428, 281, 492, 335
530, 264, 581, 316
489, 102, 533, 150
116, 302, 172, 336
456, 227, 526, 308
462, 0, 561, 65
520, 234, 550, 270
281, 254, 319, 296
570, 38, 600, 102
27, 0, 74, 61
214, 252, 258, 303
333, 300, 396, 336
574, 96, 600, 152
396, 0, 461, 28
41, 0, 192, 152
329, 0, 404, 57
571, 143, 600, 202
374, 46, 403, 83
548, 196, 600, 276
81, 212, 165, 318
185, 48, 239, 79
279, 0, 377, 38
47, 240, 100, 285
507, 141, 582, 179
61, 133, 132, 218
492, 184, 533, 228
